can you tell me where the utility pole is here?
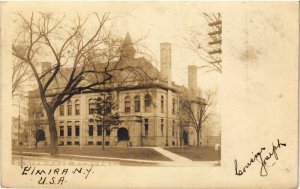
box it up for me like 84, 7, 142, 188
33, 112, 40, 149
102, 91, 106, 150
18, 100, 20, 146
204, 13, 222, 55
203, 13, 222, 73
80, 91, 83, 149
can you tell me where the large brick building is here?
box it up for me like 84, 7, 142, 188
27, 33, 213, 147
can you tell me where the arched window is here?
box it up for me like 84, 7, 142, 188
60, 105, 64, 116
40, 106, 45, 117
134, 95, 140, 112
124, 96, 130, 113
160, 96, 164, 113
144, 94, 152, 112
106, 96, 112, 114
75, 100, 80, 115
67, 100, 72, 115
172, 98, 176, 114
89, 99, 96, 115
96, 97, 103, 115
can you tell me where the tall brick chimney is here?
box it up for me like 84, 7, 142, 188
160, 43, 172, 85
41, 62, 52, 84
188, 65, 198, 93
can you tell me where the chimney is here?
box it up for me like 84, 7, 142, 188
41, 62, 52, 83
188, 65, 198, 93
160, 43, 172, 85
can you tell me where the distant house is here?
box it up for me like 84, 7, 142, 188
12, 117, 28, 146
27, 33, 217, 147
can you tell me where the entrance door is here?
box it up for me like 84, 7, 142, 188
183, 131, 189, 145
117, 128, 129, 141
36, 129, 46, 142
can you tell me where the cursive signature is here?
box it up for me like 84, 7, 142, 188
234, 139, 286, 176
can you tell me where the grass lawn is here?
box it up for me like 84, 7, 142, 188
12, 146, 171, 161
164, 146, 221, 161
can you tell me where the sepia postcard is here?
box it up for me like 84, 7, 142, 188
0, 2, 298, 189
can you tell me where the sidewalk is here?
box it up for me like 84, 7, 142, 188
12, 150, 219, 167
151, 147, 193, 162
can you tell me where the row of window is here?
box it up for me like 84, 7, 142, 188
124, 95, 152, 113
88, 125, 111, 137
60, 141, 110, 146
59, 125, 111, 137
60, 121, 178, 138
143, 119, 177, 137
60, 100, 80, 116
88, 97, 112, 115
58, 95, 177, 116
60, 140, 178, 146
124, 95, 176, 114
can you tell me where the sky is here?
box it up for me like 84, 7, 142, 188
107, 6, 221, 91
12, 5, 221, 94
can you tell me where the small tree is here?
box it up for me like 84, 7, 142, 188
89, 91, 120, 150
178, 89, 216, 147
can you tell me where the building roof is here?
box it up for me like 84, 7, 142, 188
121, 32, 136, 59
37, 33, 181, 96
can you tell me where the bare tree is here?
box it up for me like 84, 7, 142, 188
12, 59, 31, 97
184, 13, 222, 73
12, 12, 151, 155
178, 88, 216, 147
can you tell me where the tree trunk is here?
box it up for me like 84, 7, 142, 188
46, 111, 58, 156
180, 130, 184, 151
196, 130, 200, 147
35, 136, 37, 149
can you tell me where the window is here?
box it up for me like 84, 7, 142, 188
172, 141, 175, 146
67, 141, 72, 145
75, 100, 80, 115
88, 125, 93, 136
144, 94, 152, 112
60, 105, 64, 116
105, 141, 110, 146
60, 126, 64, 136
67, 100, 72, 115
75, 124, 80, 137
134, 96, 140, 112
172, 120, 175, 137
144, 119, 149, 136
75, 121, 80, 136
97, 125, 102, 136
59, 121, 64, 135
67, 126, 72, 137
106, 96, 112, 114
40, 108, 45, 117
75, 141, 80, 145
172, 98, 176, 114
60, 141, 64, 146
96, 97, 103, 115
97, 141, 102, 145
89, 99, 96, 114
106, 130, 111, 136
125, 96, 130, 113
67, 121, 72, 136
88, 141, 93, 145
161, 96, 164, 113
160, 119, 164, 136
